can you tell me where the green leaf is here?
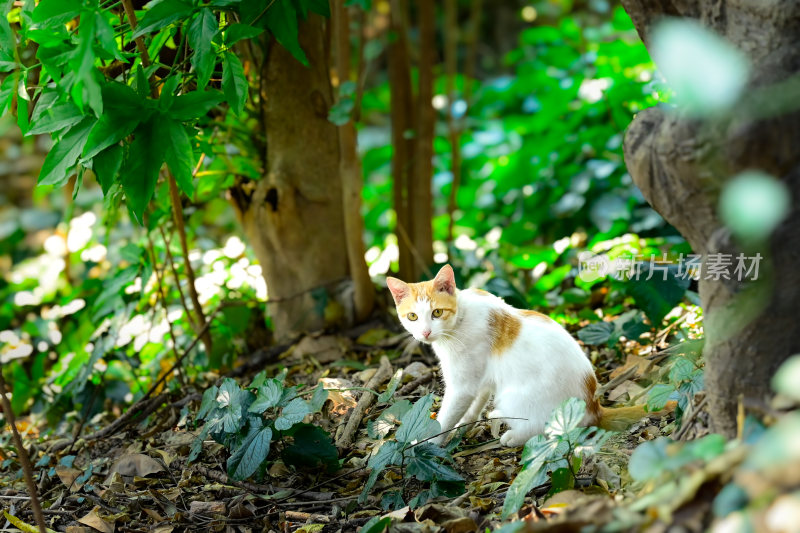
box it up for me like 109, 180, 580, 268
223, 23, 263, 46
82, 112, 141, 161
501, 459, 549, 518
120, 116, 167, 224
263, 0, 308, 66
168, 89, 224, 120
31, 0, 81, 27
360, 440, 404, 502
274, 397, 311, 431
548, 467, 575, 494
91, 143, 123, 195
406, 447, 462, 483
624, 265, 690, 327
38, 116, 95, 186
163, 119, 195, 196
360, 516, 391, 533
344, 0, 370, 10
628, 437, 669, 481
95, 12, 124, 61
188, 8, 217, 89
248, 379, 283, 413
577, 321, 613, 345
227, 420, 272, 480
132, 0, 194, 38
396, 394, 440, 443
377, 369, 402, 403
281, 424, 339, 472
27, 101, 84, 135
0, 8, 14, 53
668, 357, 695, 383
544, 397, 586, 438
309, 382, 328, 412
647, 383, 675, 412
222, 51, 247, 115
197, 385, 220, 419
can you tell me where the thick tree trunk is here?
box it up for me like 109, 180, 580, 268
621, 0, 800, 436
232, 15, 352, 338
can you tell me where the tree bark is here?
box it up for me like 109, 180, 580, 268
621, 0, 800, 436
332, 0, 375, 322
231, 15, 352, 337
388, 0, 416, 281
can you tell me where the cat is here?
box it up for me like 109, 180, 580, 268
386, 264, 663, 447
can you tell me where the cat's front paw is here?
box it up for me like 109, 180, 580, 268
500, 430, 527, 447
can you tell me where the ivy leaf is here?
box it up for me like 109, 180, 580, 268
163, 119, 195, 196
168, 90, 224, 121
274, 397, 310, 431
396, 394, 440, 444
281, 424, 339, 472
222, 51, 247, 115
91, 144, 123, 195
248, 379, 283, 413
38, 116, 95, 186
132, 0, 194, 38
120, 116, 167, 225
263, 0, 308, 66
227, 419, 272, 480
188, 8, 218, 89
544, 397, 586, 438
223, 23, 263, 46
577, 321, 613, 345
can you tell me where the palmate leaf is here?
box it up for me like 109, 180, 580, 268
27, 101, 84, 136
38, 116, 96, 186
168, 90, 224, 121
120, 116, 167, 224
223, 23, 264, 46
163, 119, 195, 196
91, 144, 123, 194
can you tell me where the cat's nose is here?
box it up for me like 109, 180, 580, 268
422, 329, 431, 338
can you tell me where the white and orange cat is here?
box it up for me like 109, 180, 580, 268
387, 264, 656, 447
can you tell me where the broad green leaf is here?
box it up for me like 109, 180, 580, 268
720, 171, 790, 242
95, 12, 124, 61
647, 383, 675, 412
38, 116, 95, 186
360, 440, 404, 502
624, 264, 689, 327
248, 379, 283, 413
548, 467, 575, 494
544, 397, 586, 438
368, 399, 412, 439
263, 0, 308, 66
377, 369, 402, 403
120, 117, 167, 224
577, 321, 613, 345
91, 144, 123, 195
227, 421, 272, 480
31, 0, 81, 27
132, 0, 194, 38
501, 459, 549, 518
223, 23, 263, 46
0, 8, 14, 52
188, 8, 217, 89
628, 437, 669, 481
197, 385, 220, 419
69, 11, 102, 116
520, 434, 562, 465
309, 382, 328, 412
396, 394, 440, 443
168, 89, 224, 120
27, 102, 84, 135
281, 424, 339, 472
274, 397, 310, 431
163, 119, 195, 196
668, 357, 695, 383
222, 51, 247, 115
360, 516, 391, 533
82, 112, 141, 160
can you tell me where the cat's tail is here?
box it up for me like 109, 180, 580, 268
595, 401, 677, 432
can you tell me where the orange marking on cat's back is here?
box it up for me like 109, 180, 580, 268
583, 373, 602, 425
487, 309, 521, 356
519, 309, 553, 322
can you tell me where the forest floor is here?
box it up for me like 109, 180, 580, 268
1, 311, 721, 533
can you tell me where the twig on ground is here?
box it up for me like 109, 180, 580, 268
336, 356, 393, 449
674, 396, 708, 441
0, 371, 47, 533
192, 465, 334, 502
397, 372, 433, 396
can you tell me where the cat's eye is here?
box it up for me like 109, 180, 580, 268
407, 312, 418, 321
432, 309, 443, 318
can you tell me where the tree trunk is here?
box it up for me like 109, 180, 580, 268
621, 0, 800, 436
231, 15, 352, 338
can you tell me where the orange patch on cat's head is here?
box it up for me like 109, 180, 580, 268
387, 265, 459, 317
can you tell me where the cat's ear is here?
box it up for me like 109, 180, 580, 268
433, 264, 456, 295
386, 277, 410, 305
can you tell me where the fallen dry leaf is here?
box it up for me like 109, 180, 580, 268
104, 453, 164, 484
78, 507, 115, 533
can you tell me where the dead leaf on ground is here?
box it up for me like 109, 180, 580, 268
292, 335, 344, 363
104, 453, 164, 484
78, 507, 115, 533
609, 354, 653, 380
55, 466, 83, 492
